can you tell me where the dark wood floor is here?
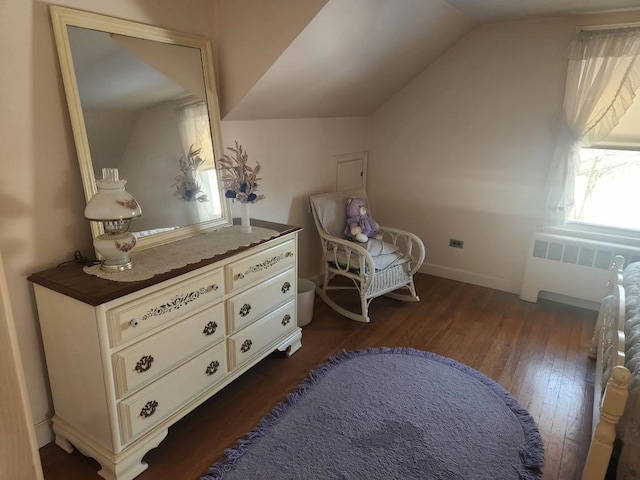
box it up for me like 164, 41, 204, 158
39, 273, 597, 479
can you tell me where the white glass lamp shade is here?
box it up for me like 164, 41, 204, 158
85, 168, 142, 272
84, 176, 142, 222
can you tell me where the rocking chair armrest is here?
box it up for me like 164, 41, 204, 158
322, 234, 374, 260
321, 234, 376, 280
378, 226, 426, 276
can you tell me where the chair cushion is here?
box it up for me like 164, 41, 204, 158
310, 190, 368, 238
326, 239, 407, 271
363, 238, 399, 256
370, 252, 408, 270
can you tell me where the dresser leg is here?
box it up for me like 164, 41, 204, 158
52, 417, 168, 480
98, 429, 169, 480
52, 425, 74, 454
278, 329, 302, 357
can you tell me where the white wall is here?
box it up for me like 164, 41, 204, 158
0, 0, 338, 458
221, 118, 369, 278
0, 0, 218, 448
368, 12, 640, 294
214, 0, 328, 116
0, 250, 43, 480
84, 109, 140, 171
120, 102, 200, 232
4, 0, 640, 457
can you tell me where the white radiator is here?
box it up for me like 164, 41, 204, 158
520, 232, 640, 303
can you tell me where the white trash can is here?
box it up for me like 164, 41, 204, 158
297, 279, 316, 327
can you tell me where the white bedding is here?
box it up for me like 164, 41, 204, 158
618, 262, 640, 479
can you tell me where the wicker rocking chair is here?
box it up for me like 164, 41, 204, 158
309, 190, 425, 323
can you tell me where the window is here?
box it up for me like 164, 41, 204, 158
567, 78, 640, 234
545, 26, 640, 232
569, 147, 640, 231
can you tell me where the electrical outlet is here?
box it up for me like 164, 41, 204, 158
449, 239, 463, 249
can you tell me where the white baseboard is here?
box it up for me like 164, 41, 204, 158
419, 263, 599, 311
310, 264, 597, 311
309, 264, 519, 294
418, 263, 520, 294
35, 416, 54, 448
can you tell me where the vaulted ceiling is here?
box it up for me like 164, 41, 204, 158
225, 0, 474, 119
223, 0, 640, 120
446, 0, 640, 22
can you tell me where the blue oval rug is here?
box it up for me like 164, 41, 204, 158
202, 347, 544, 480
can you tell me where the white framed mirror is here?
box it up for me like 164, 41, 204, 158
50, 6, 232, 251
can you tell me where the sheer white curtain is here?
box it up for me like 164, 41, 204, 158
178, 101, 215, 170
177, 101, 221, 218
546, 27, 640, 225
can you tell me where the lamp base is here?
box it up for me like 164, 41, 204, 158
93, 232, 137, 273
100, 259, 133, 272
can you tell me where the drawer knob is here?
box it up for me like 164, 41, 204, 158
134, 355, 154, 373
129, 319, 139, 328
211, 284, 220, 291
202, 321, 218, 336
205, 360, 220, 376
281, 282, 291, 294
240, 339, 253, 353
239, 303, 252, 317
236, 273, 245, 280
281, 314, 291, 326
139, 400, 158, 419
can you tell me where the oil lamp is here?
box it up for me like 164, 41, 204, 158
84, 168, 142, 272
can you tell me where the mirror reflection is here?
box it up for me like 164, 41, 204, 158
62, 20, 228, 245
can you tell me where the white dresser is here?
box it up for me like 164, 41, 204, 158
29, 222, 302, 480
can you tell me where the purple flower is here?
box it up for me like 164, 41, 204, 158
225, 190, 237, 199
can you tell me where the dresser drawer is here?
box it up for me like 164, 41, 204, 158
112, 303, 225, 399
107, 268, 224, 347
227, 268, 295, 333
227, 300, 296, 370
226, 239, 295, 293
118, 341, 227, 444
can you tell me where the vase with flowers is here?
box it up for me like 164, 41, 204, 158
217, 141, 265, 233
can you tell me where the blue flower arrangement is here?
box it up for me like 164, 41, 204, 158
217, 142, 265, 203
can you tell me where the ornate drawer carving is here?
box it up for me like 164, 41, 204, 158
118, 341, 227, 444
225, 239, 295, 293
226, 268, 295, 333
107, 268, 224, 347
227, 300, 296, 370
112, 303, 225, 399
